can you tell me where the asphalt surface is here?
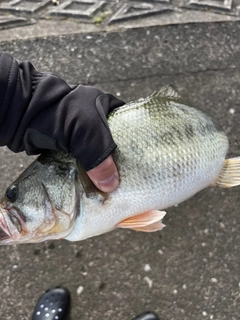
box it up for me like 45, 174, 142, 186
0, 2, 240, 320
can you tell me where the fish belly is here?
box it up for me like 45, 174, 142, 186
67, 139, 228, 242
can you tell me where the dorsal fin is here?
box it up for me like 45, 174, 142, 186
149, 84, 181, 99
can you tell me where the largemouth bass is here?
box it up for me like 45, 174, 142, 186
0, 85, 239, 245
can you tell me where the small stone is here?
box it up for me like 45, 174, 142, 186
182, 284, 187, 290
229, 108, 235, 115
144, 276, 153, 288
158, 249, 163, 255
173, 289, 178, 294
76, 286, 84, 296
210, 278, 218, 283
144, 264, 151, 272
202, 311, 207, 317
219, 222, 225, 228
116, 92, 121, 97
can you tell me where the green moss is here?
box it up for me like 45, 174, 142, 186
93, 12, 107, 25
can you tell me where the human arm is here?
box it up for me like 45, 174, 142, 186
0, 52, 124, 192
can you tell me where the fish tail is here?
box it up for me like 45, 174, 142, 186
216, 157, 240, 188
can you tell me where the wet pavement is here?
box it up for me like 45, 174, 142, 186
0, 1, 240, 320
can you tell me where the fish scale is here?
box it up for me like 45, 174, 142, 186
67, 86, 229, 241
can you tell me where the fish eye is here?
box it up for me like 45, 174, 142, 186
6, 185, 19, 203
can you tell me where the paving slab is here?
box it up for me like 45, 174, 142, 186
0, 0, 240, 41
0, 2, 240, 320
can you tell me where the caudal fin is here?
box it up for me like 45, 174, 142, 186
216, 157, 240, 188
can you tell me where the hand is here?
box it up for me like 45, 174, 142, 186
87, 155, 119, 193
0, 53, 124, 192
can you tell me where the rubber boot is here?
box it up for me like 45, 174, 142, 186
31, 287, 70, 320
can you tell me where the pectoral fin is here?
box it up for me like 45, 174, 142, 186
131, 221, 166, 232
117, 210, 166, 232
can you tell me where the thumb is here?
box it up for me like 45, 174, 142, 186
87, 155, 119, 193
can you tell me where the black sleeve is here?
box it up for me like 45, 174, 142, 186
0, 52, 125, 171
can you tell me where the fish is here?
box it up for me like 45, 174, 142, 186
0, 85, 239, 245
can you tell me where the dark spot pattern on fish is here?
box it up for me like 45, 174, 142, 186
197, 121, 218, 137
185, 124, 195, 139
172, 126, 185, 141
159, 132, 177, 145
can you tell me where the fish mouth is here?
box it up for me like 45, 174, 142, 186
0, 204, 75, 245
0, 207, 22, 243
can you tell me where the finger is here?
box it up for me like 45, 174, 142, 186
87, 155, 119, 193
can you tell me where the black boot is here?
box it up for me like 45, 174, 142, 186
32, 287, 70, 320
132, 311, 160, 320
